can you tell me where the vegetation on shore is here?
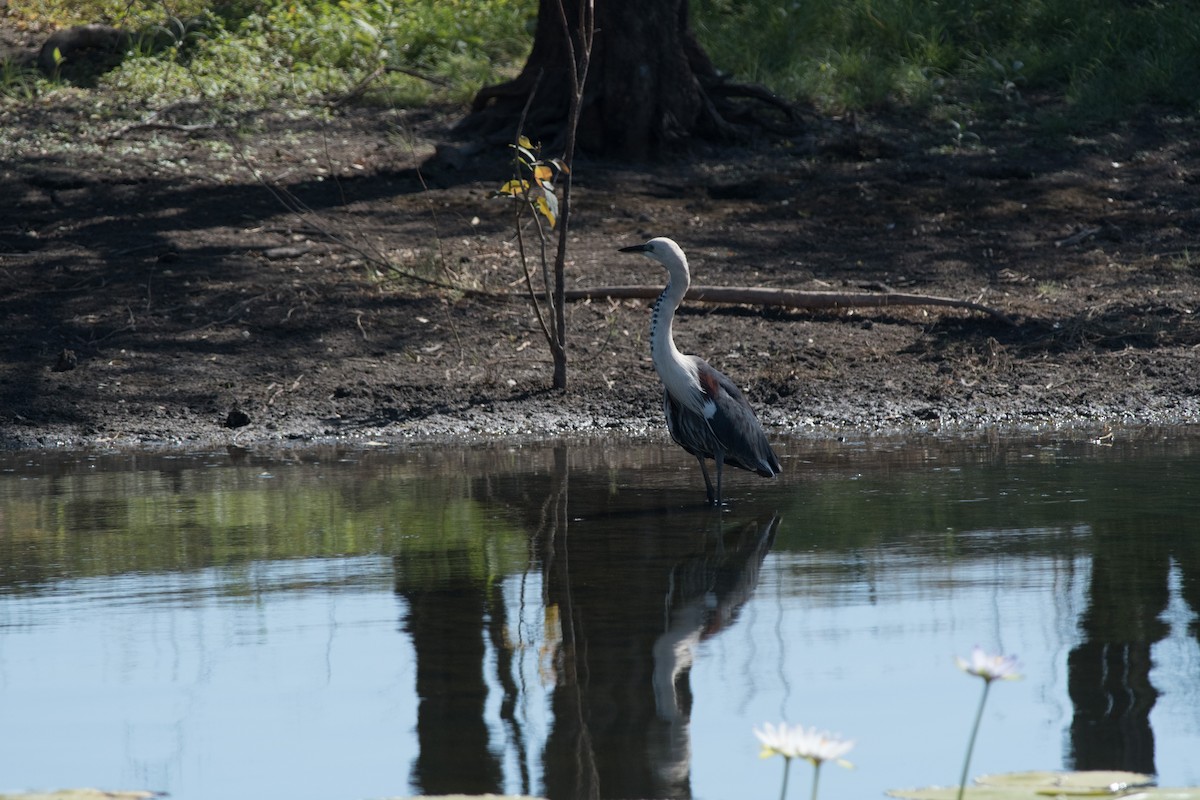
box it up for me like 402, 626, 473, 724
5, 0, 1199, 127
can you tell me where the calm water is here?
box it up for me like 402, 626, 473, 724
1, 431, 1199, 800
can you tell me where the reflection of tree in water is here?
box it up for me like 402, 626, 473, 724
1067, 512, 1200, 775
395, 443, 778, 800
399, 558, 504, 795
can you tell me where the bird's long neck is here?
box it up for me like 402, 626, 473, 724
650, 272, 697, 392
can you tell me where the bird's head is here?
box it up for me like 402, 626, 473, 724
618, 237, 689, 280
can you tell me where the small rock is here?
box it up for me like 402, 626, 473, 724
224, 409, 252, 429
52, 349, 78, 372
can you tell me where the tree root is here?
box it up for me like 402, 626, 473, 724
469, 71, 538, 114
703, 79, 802, 135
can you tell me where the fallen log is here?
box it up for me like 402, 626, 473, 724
563, 285, 1015, 325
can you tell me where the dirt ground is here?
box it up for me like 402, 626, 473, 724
2, 66, 1199, 450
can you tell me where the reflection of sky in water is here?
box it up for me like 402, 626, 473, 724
4, 542, 1200, 799
695, 548, 1092, 800
1152, 562, 1200, 779
3, 559, 419, 800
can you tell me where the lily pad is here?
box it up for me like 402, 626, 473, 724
0, 791, 160, 800
978, 770, 1155, 794
890, 771, 1200, 800
889, 788, 1042, 800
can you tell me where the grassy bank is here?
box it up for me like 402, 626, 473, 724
693, 0, 1200, 125
6, 0, 1199, 125
6, 0, 534, 106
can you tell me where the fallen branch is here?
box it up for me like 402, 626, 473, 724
330, 63, 451, 108
562, 285, 1016, 325
1055, 227, 1102, 248
107, 120, 216, 139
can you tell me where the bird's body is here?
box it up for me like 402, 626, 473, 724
620, 237, 781, 505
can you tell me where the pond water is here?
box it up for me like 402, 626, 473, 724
1, 431, 1199, 800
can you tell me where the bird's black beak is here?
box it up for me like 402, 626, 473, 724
619, 243, 650, 253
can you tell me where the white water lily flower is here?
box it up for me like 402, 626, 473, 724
755, 721, 801, 759
754, 722, 855, 767
956, 646, 1022, 682
954, 647, 1022, 800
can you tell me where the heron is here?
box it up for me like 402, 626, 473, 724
619, 237, 781, 505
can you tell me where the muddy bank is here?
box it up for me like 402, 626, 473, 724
3, 96, 1198, 451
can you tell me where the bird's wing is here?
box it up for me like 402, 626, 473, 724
696, 364, 782, 477
663, 389, 707, 458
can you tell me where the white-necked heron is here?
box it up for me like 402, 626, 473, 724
620, 237, 781, 505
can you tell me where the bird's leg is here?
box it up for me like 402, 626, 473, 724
714, 449, 725, 506
696, 455, 716, 505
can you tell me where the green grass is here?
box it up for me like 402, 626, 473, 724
7, 0, 534, 108
12, 0, 212, 29
7, 0, 1200, 128
692, 0, 1200, 126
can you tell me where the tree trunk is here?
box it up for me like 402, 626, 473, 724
464, 0, 737, 158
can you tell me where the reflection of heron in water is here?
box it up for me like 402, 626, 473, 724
536, 456, 782, 800
648, 513, 781, 789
